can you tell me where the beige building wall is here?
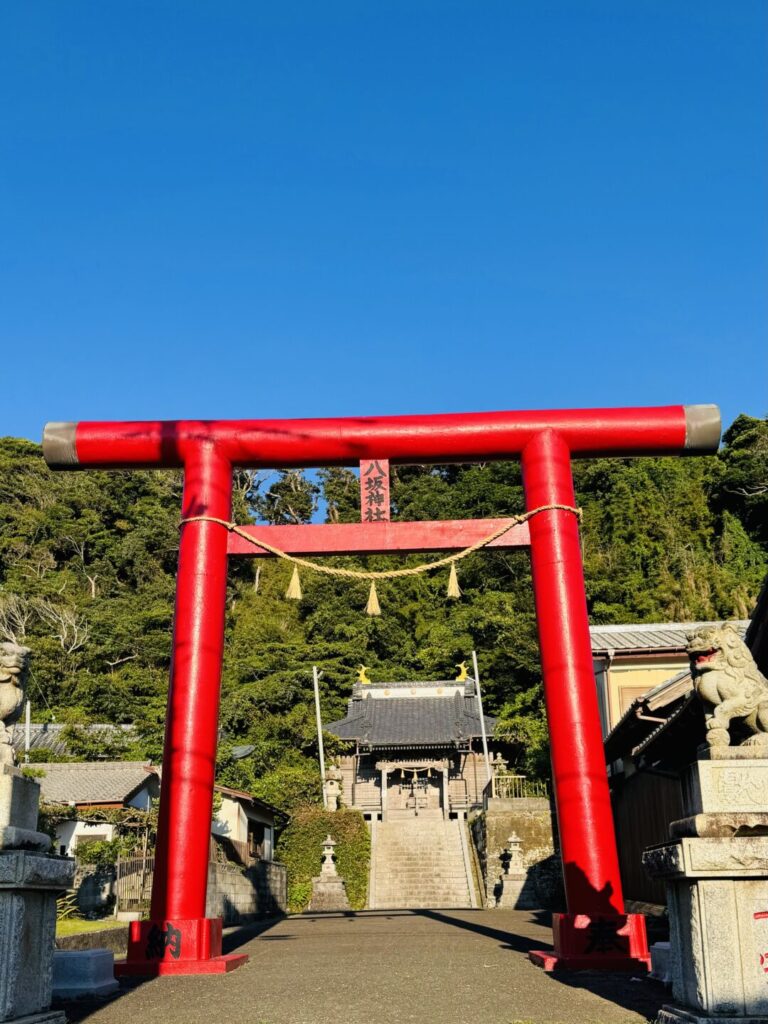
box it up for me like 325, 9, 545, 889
604, 655, 688, 730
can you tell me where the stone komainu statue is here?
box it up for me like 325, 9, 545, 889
0, 642, 31, 766
687, 623, 768, 749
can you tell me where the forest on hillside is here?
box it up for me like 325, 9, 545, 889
1, 415, 766, 813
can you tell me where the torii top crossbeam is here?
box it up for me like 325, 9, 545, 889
43, 404, 720, 469
42, 403, 720, 976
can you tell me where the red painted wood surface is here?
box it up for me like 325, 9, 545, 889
226, 518, 530, 556
65, 405, 699, 468
145, 446, 243, 965
522, 430, 625, 916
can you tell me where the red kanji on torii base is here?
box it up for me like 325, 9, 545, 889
42, 404, 721, 976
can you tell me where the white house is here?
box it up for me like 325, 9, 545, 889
34, 761, 159, 856
35, 760, 281, 863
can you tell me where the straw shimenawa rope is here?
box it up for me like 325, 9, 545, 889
179, 504, 582, 581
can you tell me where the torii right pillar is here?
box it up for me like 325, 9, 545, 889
523, 428, 647, 971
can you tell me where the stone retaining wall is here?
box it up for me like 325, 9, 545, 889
471, 798, 564, 909
205, 859, 287, 924
56, 926, 129, 954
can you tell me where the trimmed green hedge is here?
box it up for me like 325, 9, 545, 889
275, 805, 370, 912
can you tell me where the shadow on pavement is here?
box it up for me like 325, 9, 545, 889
414, 908, 666, 1021
53, 915, 285, 1023
222, 913, 284, 952
414, 908, 542, 955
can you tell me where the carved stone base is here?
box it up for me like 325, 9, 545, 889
644, 836, 768, 1019
670, 813, 768, 839
0, 851, 74, 1024
682, 755, 768, 815
658, 1006, 768, 1024
1, 1012, 66, 1024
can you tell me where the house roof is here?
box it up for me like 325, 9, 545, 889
34, 761, 153, 805
590, 620, 749, 655
326, 681, 495, 748
11, 723, 135, 758
603, 669, 695, 764
214, 783, 286, 821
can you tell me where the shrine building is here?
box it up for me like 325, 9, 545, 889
325, 674, 497, 821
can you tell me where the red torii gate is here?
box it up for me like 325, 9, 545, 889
43, 404, 720, 975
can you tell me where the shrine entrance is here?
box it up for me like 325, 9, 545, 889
42, 403, 721, 978
381, 761, 447, 819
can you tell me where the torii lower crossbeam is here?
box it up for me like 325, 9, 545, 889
225, 518, 530, 557
42, 404, 721, 976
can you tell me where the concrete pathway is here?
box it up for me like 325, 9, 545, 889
58, 909, 667, 1024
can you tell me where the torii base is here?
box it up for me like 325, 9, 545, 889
114, 917, 249, 977
529, 912, 651, 973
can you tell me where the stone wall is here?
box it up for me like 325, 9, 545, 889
205, 859, 287, 925
471, 798, 564, 910
56, 926, 129, 955
73, 863, 116, 915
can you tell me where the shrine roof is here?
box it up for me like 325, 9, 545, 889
325, 682, 495, 747
590, 620, 749, 655
11, 722, 135, 758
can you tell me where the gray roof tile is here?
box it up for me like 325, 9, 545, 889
33, 761, 153, 805
590, 620, 749, 654
326, 689, 495, 747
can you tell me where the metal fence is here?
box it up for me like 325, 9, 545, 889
483, 772, 549, 808
115, 856, 154, 912
116, 837, 256, 912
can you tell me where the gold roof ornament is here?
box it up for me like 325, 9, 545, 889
455, 661, 469, 682
357, 665, 371, 684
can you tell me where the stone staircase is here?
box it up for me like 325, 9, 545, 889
368, 817, 478, 909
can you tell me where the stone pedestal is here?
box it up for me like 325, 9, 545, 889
644, 750, 768, 1023
0, 768, 74, 1024
52, 949, 119, 999
495, 832, 540, 909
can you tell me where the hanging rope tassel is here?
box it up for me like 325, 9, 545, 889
285, 565, 303, 600
446, 562, 462, 599
366, 580, 381, 616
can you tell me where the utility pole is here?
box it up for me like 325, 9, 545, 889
472, 650, 492, 785
24, 700, 31, 764
312, 666, 328, 809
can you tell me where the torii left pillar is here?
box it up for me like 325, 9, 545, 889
129, 443, 243, 974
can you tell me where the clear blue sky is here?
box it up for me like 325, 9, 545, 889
2, 2, 765, 444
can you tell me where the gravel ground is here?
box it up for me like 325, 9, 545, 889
56, 908, 667, 1024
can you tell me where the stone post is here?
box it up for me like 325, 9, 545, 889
0, 642, 76, 1023
0, 765, 75, 1024
323, 763, 342, 812
644, 749, 768, 1023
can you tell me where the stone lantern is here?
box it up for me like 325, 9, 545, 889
309, 834, 350, 912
